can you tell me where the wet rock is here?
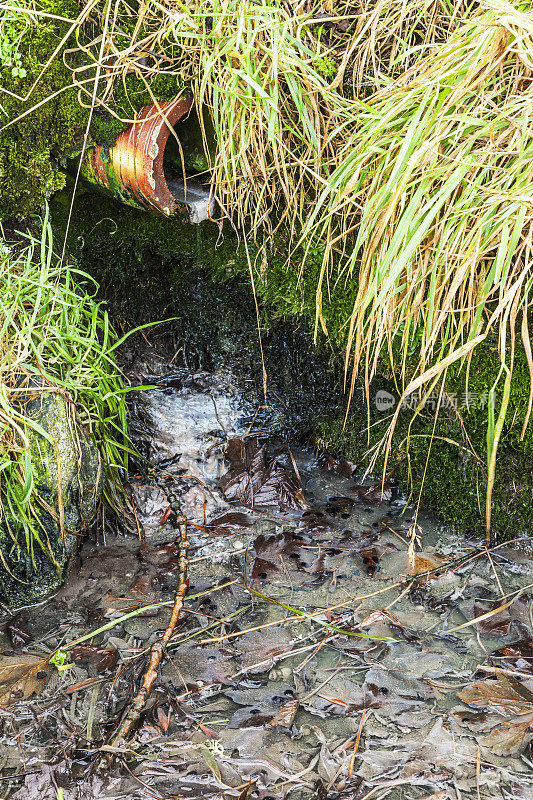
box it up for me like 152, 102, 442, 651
0, 390, 102, 608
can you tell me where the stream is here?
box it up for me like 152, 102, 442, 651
0, 353, 532, 799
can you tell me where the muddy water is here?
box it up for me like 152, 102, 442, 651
0, 368, 532, 800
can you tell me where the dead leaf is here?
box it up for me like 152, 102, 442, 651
71, 645, 118, 673
205, 511, 255, 536
0, 654, 49, 706
409, 552, 447, 576
253, 462, 306, 510
474, 601, 512, 635
5, 612, 32, 649
251, 557, 279, 584
493, 640, 533, 673
156, 704, 171, 732
458, 673, 533, 754
250, 532, 305, 583
458, 673, 533, 716
354, 481, 392, 502
300, 508, 329, 532
482, 713, 533, 755
219, 437, 268, 504
219, 437, 305, 510
268, 697, 299, 727
238, 784, 253, 800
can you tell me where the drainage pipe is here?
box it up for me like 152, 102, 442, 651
80, 98, 215, 224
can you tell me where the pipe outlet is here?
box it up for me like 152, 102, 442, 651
81, 98, 215, 224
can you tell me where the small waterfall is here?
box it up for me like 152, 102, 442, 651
166, 177, 215, 224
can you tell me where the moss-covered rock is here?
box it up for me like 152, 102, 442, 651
0, 0, 89, 218
0, 390, 102, 608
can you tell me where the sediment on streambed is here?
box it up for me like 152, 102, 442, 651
0, 355, 532, 799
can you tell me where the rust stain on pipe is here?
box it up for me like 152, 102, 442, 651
83, 97, 194, 217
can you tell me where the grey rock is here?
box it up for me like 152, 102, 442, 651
0, 390, 102, 607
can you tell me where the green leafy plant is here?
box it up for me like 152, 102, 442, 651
0, 0, 38, 78
0, 212, 132, 563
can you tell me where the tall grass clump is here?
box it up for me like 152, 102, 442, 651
0, 214, 130, 561
301, 1, 533, 531
3, 0, 533, 534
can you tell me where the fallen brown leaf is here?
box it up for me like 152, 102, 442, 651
219, 437, 305, 510
268, 697, 299, 727
493, 640, 533, 673
0, 654, 49, 706
71, 645, 118, 673
354, 481, 392, 502
458, 673, 533, 716
458, 673, 533, 754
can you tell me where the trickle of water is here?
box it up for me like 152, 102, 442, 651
195, 220, 202, 266
167, 177, 215, 224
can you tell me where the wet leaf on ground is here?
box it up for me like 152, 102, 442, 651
458, 673, 533, 716
474, 600, 512, 635
253, 462, 306, 510
71, 645, 119, 673
483, 714, 533, 755
232, 627, 294, 673
250, 531, 307, 584
353, 481, 392, 502
205, 511, 254, 535
5, 611, 32, 648
251, 556, 280, 584
458, 673, 533, 753
267, 696, 299, 727
409, 551, 448, 577
218, 437, 269, 504
167, 643, 236, 687
0, 653, 49, 706
219, 437, 305, 509
256, 532, 303, 563
492, 640, 533, 673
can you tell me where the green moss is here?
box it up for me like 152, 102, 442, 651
311, 336, 533, 539
0, 0, 88, 217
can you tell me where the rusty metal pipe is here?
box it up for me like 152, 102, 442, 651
81, 98, 215, 223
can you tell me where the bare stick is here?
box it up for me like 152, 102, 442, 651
104, 502, 189, 756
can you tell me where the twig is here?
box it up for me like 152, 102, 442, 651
103, 503, 189, 757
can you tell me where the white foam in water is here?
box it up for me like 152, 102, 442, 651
133, 380, 245, 526
167, 178, 215, 223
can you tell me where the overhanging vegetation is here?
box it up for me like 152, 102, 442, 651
1, 0, 533, 536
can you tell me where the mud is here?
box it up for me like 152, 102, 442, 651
0, 366, 532, 799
